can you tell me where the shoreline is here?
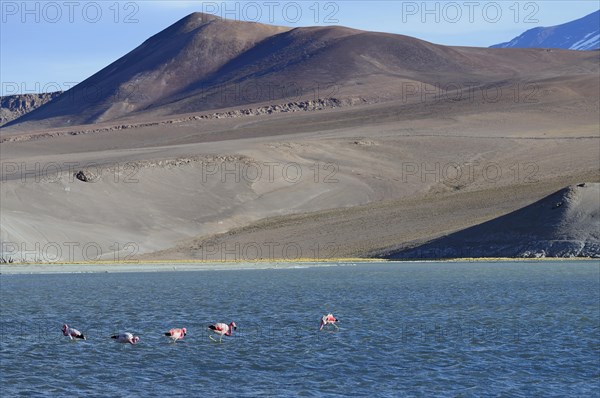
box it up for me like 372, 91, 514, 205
1, 257, 597, 275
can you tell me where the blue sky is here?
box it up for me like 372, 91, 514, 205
1, 1, 599, 95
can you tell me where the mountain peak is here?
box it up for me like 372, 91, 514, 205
175, 12, 222, 32
491, 10, 600, 50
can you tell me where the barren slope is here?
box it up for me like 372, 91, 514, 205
385, 183, 600, 259
3, 13, 290, 129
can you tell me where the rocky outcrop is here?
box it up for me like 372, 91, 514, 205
0, 92, 62, 125
190, 98, 345, 119
74, 171, 90, 182
1, 97, 359, 143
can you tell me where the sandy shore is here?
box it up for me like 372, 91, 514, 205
0, 259, 379, 274
1, 258, 597, 275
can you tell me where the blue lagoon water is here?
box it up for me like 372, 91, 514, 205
1, 262, 599, 397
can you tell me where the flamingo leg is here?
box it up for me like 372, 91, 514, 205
209, 335, 217, 342
333, 324, 339, 330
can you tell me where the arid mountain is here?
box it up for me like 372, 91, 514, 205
5, 12, 599, 131
492, 10, 600, 50
1, 12, 598, 262
4, 13, 289, 129
385, 183, 600, 259
0, 92, 62, 126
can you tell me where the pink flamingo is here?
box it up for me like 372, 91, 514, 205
62, 324, 86, 340
111, 332, 140, 345
164, 327, 186, 341
319, 314, 339, 331
208, 322, 237, 343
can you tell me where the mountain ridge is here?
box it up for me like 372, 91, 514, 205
492, 10, 600, 50
4, 11, 599, 131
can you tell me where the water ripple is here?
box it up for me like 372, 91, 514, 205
1, 262, 598, 396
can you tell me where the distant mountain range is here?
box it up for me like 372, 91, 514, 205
4, 12, 599, 130
492, 10, 599, 50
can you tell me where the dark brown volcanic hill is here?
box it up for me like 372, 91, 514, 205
5, 13, 289, 128
5, 12, 599, 130
385, 183, 600, 259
